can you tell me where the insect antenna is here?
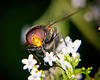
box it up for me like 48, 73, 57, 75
47, 10, 80, 29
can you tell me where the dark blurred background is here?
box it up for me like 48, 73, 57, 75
0, 0, 100, 80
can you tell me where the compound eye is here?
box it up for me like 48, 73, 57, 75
26, 27, 45, 46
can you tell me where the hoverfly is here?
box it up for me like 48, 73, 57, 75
25, 10, 79, 57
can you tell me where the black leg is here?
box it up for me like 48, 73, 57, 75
41, 45, 46, 56
27, 47, 40, 52
52, 27, 60, 59
27, 47, 44, 57
52, 27, 67, 59
53, 27, 67, 50
54, 32, 67, 46
34, 55, 41, 65
53, 27, 56, 53
27, 47, 42, 65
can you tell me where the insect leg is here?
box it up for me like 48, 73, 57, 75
52, 28, 60, 59
55, 32, 67, 46
27, 48, 41, 65
34, 55, 41, 65
41, 45, 46, 56
53, 27, 67, 52
27, 47, 40, 52
27, 47, 44, 57
53, 27, 57, 53
53, 31, 67, 60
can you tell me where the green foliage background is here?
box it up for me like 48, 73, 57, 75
0, 0, 100, 80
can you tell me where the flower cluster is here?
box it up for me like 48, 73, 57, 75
21, 54, 45, 80
21, 36, 92, 80
43, 36, 82, 79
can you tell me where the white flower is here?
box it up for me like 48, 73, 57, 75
57, 54, 71, 69
66, 39, 81, 53
72, 52, 80, 58
76, 73, 83, 80
71, 0, 86, 8
71, 74, 76, 78
56, 36, 71, 52
64, 61, 71, 68
72, 40, 82, 52
60, 61, 71, 69
56, 36, 81, 54
28, 71, 41, 80
62, 48, 70, 54
21, 54, 37, 70
30, 67, 38, 75
28, 71, 45, 80
65, 36, 71, 43
28, 75, 40, 80
44, 52, 57, 66
57, 53, 64, 61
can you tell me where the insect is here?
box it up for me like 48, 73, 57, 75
25, 10, 79, 57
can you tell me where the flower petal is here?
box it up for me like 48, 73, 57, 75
45, 52, 49, 56
37, 71, 42, 77
23, 65, 28, 70
64, 61, 71, 68
28, 54, 33, 60
22, 59, 28, 64
65, 36, 71, 43
73, 40, 81, 52
49, 61, 53, 66
61, 63, 66, 69
32, 59, 37, 65
50, 52, 54, 56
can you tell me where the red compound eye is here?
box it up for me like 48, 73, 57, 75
26, 27, 45, 46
